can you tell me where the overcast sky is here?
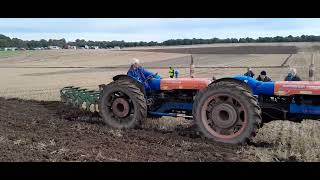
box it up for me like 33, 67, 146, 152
1, 18, 320, 42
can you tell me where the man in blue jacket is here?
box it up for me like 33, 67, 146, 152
127, 58, 147, 83
127, 58, 161, 91
285, 68, 301, 81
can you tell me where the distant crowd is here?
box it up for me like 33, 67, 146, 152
167, 66, 303, 81
244, 67, 302, 82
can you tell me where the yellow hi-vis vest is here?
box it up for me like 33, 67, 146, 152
169, 69, 174, 77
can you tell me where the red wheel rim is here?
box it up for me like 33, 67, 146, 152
104, 90, 135, 124
200, 93, 248, 140
111, 97, 130, 118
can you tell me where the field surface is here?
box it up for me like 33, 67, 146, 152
0, 97, 255, 162
1, 42, 320, 161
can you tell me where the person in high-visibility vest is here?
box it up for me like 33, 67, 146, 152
169, 67, 174, 78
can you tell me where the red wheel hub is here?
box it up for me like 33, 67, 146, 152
111, 98, 130, 118
210, 103, 238, 129
201, 94, 248, 140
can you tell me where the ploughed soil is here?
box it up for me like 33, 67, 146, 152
0, 97, 257, 162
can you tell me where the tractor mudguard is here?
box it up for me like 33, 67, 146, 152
232, 75, 274, 96
113, 74, 146, 94
211, 77, 253, 93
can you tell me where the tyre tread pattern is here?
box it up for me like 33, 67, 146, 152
98, 80, 147, 129
193, 82, 261, 145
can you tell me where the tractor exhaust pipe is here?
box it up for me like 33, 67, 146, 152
190, 54, 195, 78
309, 53, 315, 81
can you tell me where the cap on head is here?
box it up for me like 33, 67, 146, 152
260, 71, 266, 75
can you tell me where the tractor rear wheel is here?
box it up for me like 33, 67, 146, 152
98, 80, 147, 129
193, 83, 261, 144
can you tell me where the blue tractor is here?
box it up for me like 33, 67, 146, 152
95, 68, 260, 145
61, 68, 320, 145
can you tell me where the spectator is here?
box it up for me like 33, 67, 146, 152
244, 67, 255, 78
285, 68, 302, 81
169, 67, 174, 78
256, 70, 272, 82
174, 69, 179, 78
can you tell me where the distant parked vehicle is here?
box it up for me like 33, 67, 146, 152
48, 46, 61, 50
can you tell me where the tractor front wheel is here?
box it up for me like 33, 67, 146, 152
193, 83, 261, 144
98, 80, 147, 129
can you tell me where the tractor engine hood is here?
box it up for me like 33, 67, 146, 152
274, 81, 320, 96
149, 78, 212, 91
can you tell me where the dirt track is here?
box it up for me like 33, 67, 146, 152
0, 97, 255, 162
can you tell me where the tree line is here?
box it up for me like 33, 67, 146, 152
1, 34, 320, 49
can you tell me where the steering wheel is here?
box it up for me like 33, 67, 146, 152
144, 72, 158, 83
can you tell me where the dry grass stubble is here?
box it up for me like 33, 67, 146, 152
247, 120, 320, 161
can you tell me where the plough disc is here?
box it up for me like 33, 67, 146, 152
60, 86, 102, 113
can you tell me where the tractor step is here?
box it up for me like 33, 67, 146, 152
149, 112, 193, 118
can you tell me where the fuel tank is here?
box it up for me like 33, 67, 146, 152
149, 78, 212, 91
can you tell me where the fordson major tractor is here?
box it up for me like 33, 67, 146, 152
60, 68, 320, 145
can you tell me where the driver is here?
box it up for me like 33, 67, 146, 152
127, 58, 146, 83
127, 58, 156, 91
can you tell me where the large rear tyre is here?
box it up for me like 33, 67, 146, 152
193, 83, 261, 145
98, 80, 147, 129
